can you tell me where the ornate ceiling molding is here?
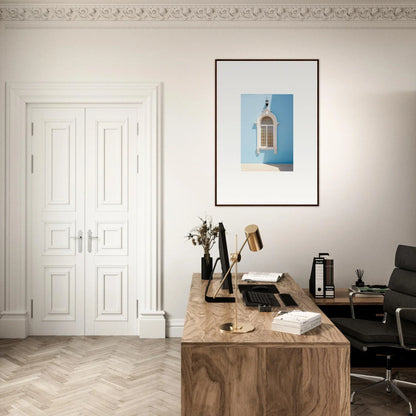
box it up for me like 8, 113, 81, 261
0, 4, 415, 22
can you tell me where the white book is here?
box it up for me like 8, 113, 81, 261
272, 311, 321, 335
272, 323, 321, 335
242, 272, 283, 283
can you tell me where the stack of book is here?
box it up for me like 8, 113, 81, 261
272, 310, 321, 335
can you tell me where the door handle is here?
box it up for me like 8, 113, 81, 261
71, 230, 83, 253
87, 230, 98, 253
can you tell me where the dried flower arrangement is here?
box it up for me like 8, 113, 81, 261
186, 217, 219, 264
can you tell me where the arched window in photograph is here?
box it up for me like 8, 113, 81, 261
260, 116, 273, 148
256, 99, 279, 154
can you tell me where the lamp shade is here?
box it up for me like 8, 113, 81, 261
244, 224, 263, 252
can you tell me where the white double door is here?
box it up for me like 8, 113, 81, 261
29, 105, 140, 335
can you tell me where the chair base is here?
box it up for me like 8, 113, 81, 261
351, 359, 416, 416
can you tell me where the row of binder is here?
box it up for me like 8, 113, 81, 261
309, 253, 334, 299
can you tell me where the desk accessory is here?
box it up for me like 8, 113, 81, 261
350, 285, 389, 293
324, 258, 335, 298
272, 310, 321, 335
279, 293, 298, 307
309, 252, 334, 298
217, 222, 232, 291
204, 222, 235, 303
238, 284, 279, 294
204, 259, 235, 303
243, 291, 280, 307
186, 216, 218, 280
212, 224, 263, 334
242, 272, 283, 282
355, 269, 365, 287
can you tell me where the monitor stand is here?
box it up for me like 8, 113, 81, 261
204, 258, 235, 303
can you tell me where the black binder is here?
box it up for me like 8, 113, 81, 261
324, 258, 335, 298
309, 253, 334, 299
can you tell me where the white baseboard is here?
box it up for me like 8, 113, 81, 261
0, 310, 184, 339
0, 312, 28, 338
139, 310, 166, 338
167, 319, 184, 338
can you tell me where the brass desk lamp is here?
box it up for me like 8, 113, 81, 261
213, 224, 263, 334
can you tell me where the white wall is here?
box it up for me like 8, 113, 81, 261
1, 21, 416, 332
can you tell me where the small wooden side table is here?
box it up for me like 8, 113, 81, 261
304, 288, 384, 306
303, 288, 384, 320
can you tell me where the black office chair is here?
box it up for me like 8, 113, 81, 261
332, 244, 416, 416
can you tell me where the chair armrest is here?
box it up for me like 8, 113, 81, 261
349, 290, 386, 319
395, 308, 416, 350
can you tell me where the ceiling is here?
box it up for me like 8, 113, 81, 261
0, 0, 415, 5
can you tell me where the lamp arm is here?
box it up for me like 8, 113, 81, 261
213, 236, 249, 299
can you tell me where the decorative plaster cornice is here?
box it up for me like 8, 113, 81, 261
0, 4, 415, 22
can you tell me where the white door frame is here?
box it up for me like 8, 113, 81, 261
2, 82, 165, 338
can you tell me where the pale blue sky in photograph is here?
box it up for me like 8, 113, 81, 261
241, 94, 293, 164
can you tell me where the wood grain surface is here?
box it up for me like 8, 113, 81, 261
182, 273, 350, 345
181, 273, 350, 416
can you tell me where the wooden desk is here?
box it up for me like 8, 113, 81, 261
181, 274, 350, 416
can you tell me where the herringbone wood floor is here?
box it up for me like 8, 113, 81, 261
0, 337, 180, 416
1, 337, 416, 415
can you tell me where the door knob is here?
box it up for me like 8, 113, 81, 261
87, 230, 98, 253
70, 230, 83, 253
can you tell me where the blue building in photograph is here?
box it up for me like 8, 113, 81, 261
241, 94, 293, 171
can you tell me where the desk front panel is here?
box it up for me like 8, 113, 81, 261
182, 343, 349, 416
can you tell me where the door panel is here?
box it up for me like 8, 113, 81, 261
96, 266, 128, 320
96, 222, 128, 256
29, 107, 85, 335
29, 106, 139, 336
96, 121, 128, 210
44, 122, 75, 210
43, 221, 76, 255
43, 265, 76, 320
85, 108, 138, 335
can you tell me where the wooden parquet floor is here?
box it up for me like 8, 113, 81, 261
0, 337, 180, 416
1, 337, 416, 415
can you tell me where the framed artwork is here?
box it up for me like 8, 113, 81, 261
215, 59, 319, 206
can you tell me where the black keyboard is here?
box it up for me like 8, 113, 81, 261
279, 293, 298, 307
244, 291, 280, 307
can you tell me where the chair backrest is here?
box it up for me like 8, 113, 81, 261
384, 245, 416, 324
